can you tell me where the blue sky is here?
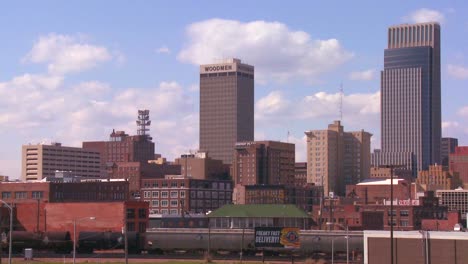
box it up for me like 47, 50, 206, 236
1, 1, 468, 179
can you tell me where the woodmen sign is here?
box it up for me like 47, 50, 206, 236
254, 227, 300, 249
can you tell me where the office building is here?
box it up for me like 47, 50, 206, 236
21, 143, 101, 181
437, 188, 468, 221
441, 137, 458, 167
294, 162, 308, 186
199, 58, 254, 165
232, 141, 295, 186
372, 22, 441, 174
305, 121, 372, 196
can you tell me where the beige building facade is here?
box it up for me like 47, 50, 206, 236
21, 143, 102, 181
305, 121, 371, 196
416, 164, 462, 191
174, 151, 228, 180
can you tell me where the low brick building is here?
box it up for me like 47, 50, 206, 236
140, 176, 233, 215
0, 181, 148, 237
346, 179, 411, 204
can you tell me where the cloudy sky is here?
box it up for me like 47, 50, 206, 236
1, 1, 467, 179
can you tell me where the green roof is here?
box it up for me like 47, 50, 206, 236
207, 204, 308, 218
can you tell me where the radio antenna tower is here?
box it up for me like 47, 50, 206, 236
136, 109, 152, 140
339, 82, 344, 121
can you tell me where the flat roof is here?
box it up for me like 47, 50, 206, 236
208, 204, 308, 218
357, 179, 405, 186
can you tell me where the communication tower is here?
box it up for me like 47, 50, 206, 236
136, 109, 152, 140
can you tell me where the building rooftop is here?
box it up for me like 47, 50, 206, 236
207, 204, 308, 218
357, 178, 406, 186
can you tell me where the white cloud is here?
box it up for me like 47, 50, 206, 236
405, 8, 445, 24
255, 91, 289, 119
72, 81, 111, 97
156, 46, 171, 54
447, 64, 468, 79
178, 19, 353, 83
23, 33, 112, 74
349, 69, 376, 81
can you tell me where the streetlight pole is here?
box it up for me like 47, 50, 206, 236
73, 217, 96, 264
326, 222, 349, 264
0, 200, 12, 264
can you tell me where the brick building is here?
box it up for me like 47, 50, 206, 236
232, 184, 322, 212
0, 182, 148, 236
449, 146, 468, 186
416, 164, 462, 191
312, 192, 448, 231
294, 162, 307, 186
345, 179, 412, 204
140, 177, 233, 215
369, 166, 413, 181
83, 130, 155, 164
107, 161, 180, 196
174, 151, 229, 180
232, 141, 295, 186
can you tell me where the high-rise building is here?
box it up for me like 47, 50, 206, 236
305, 121, 372, 196
416, 164, 462, 191
232, 141, 295, 186
373, 22, 441, 174
21, 143, 102, 181
441, 137, 458, 167
199, 58, 254, 165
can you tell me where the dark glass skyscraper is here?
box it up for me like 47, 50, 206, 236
373, 22, 441, 174
199, 58, 254, 165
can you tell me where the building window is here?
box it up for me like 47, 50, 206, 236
161, 191, 168, 198
2, 192, 11, 199
126, 209, 135, 219
144, 191, 151, 198
161, 209, 168, 214
152, 191, 159, 198
180, 191, 185, 198
138, 222, 146, 233
32, 191, 43, 199
170, 209, 178, 215
15, 192, 27, 199
387, 210, 396, 216
161, 200, 169, 207
170, 191, 178, 198
170, 200, 178, 207
400, 220, 409, 227
138, 208, 147, 218
400, 210, 409, 216
171, 182, 178, 188
152, 200, 159, 207
127, 222, 135, 232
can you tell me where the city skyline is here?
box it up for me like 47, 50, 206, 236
1, 1, 468, 179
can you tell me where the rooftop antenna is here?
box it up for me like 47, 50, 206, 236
136, 109, 152, 140
339, 82, 344, 122
287, 131, 290, 143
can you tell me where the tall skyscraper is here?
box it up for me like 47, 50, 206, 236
199, 58, 254, 165
373, 22, 441, 174
305, 121, 372, 196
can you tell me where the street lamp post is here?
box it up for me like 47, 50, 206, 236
326, 222, 349, 264
73, 217, 96, 264
0, 200, 12, 264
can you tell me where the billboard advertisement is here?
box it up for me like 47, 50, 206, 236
254, 227, 300, 249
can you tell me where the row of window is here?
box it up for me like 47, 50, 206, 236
2, 191, 43, 199
143, 191, 186, 199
